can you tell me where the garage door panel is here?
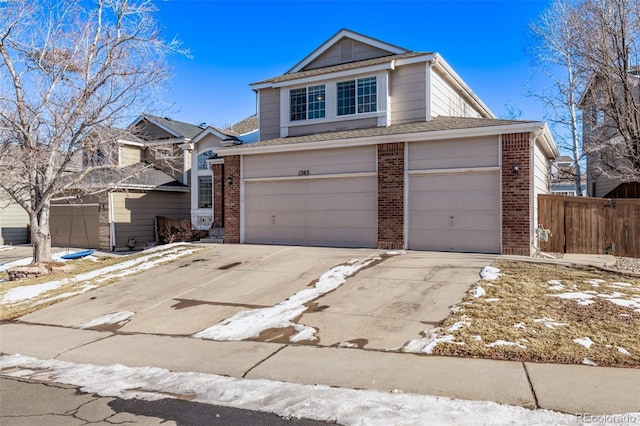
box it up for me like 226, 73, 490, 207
244, 177, 377, 248
408, 172, 499, 253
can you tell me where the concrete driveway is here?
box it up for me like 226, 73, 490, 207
15, 244, 495, 351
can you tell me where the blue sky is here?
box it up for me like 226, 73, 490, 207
154, 0, 554, 129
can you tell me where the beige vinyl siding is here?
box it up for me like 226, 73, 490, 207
533, 143, 550, 234
119, 145, 143, 167
258, 88, 281, 141
430, 68, 481, 118
144, 144, 186, 183
390, 63, 427, 125
288, 117, 379, 137
302, 39, 393, 71
112, 191, 190, 249
0, 199, 29, 245
243, 146, 376, 179
408, 136, 499, 170
136, 121, 175, 139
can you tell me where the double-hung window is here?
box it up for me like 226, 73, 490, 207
197, 150, 214, 170
198, 176, 212, 209
337, 76, 377, 116
290, 85, 325, 121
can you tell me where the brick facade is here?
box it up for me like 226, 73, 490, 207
501, 132, 532, 256
212, 163, 224, 228
97, 193, 111, 251
377, 142, 405, 249
223, 156, 241, 244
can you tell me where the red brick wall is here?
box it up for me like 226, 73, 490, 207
212, 163, 224, 228
502, 133, 531, 256
377, 142, 405, 249
224, 156, 241, 243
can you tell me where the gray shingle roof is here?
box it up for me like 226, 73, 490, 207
227, 117, 539, 150
225, 115, 258, 136
141, 114, 206, 139
72, 163, 187, 191
252, 52, 429, 86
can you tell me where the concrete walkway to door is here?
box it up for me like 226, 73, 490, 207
1, 244, 638, 416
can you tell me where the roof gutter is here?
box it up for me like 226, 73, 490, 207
217, 122, 553, 156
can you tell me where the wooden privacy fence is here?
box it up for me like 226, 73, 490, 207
538, 194, 640, 258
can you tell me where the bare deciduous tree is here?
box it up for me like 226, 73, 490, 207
577, 0, 640, 185
0, 0, 184, 262
528, 0, 585, 195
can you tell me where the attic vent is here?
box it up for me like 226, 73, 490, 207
339, 39, 354, 62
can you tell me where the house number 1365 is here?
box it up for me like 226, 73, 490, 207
298, 170, 310, 176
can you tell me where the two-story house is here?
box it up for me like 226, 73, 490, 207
49, 115, 203, 251
580, 69, 640, 198
550, 156, 587, 196
213, 29, 557, 255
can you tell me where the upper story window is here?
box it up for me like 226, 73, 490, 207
337, 76, 377, 116
155, 146, 173, 160
290, 85, 326, 121
198, 150, 214, 170
595, 109, 605, 127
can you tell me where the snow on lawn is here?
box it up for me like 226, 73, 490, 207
0, 354, 591, 426
480, 266, 501, 280
193, 254, 382, 342
402, 328, 463, 354
0, 251, 69, 272
548, 281, 640, 312
573, 337, 595, 349
1, 243, 197, 305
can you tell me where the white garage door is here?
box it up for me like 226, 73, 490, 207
408, 171, 500, 253
244, 176, 377, 248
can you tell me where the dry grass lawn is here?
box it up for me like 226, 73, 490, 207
431, 260, 640, 368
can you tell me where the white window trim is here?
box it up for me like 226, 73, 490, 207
279, 71, 388, 137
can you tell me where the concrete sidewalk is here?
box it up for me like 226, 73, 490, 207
1, 322, 638, 415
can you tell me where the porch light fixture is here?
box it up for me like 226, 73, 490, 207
513, 163, 519, 175
227, 177, 233, 186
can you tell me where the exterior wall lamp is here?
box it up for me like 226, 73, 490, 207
227, 177, 233, 186
513, 164, 519, 175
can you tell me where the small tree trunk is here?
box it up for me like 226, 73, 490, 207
30, 201, 53, 263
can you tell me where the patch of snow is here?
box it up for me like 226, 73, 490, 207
0, 245, 15, 252
485, 340, 527, 349
608, 298, 640, 312
289, 324, 318, 343
479, 266, 501, 280
403, 329, 461, 354
547, 280, 562, 285
74, 311, 135, 329
385, 250, 406, 256
513, 322, 526, 329
582, 358, 597, 366
548, 285, 565, 291
573, 337, 595, 349
549, 292, 596, 306
447, 319, 470, 332
0, 354, 589, 426
337, 341, 359, 349
618, 347, 631, 356
193, 255, 380, 341
3, 279, 68, 303
585, 279, 605, 286
471, 286, 486, 298
484, 298, 500, 302
533, 318, 568, 329
472, 335, 483, 341
611, 282, 632, 287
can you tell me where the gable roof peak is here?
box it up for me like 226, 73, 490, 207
286, 28, 410, 74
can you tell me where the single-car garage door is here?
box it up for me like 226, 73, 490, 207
408, 171, 500, 253
50, 204, 100, 249
244, 176, 377, 247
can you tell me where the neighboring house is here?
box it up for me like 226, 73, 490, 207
0, 191, 29, 245
50, 115, 202, 251
550, 155, 587, 196
580, 68, 640, 198
213, 29, 558, 256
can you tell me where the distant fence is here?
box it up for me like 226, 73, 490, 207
538, 194, 640, 258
